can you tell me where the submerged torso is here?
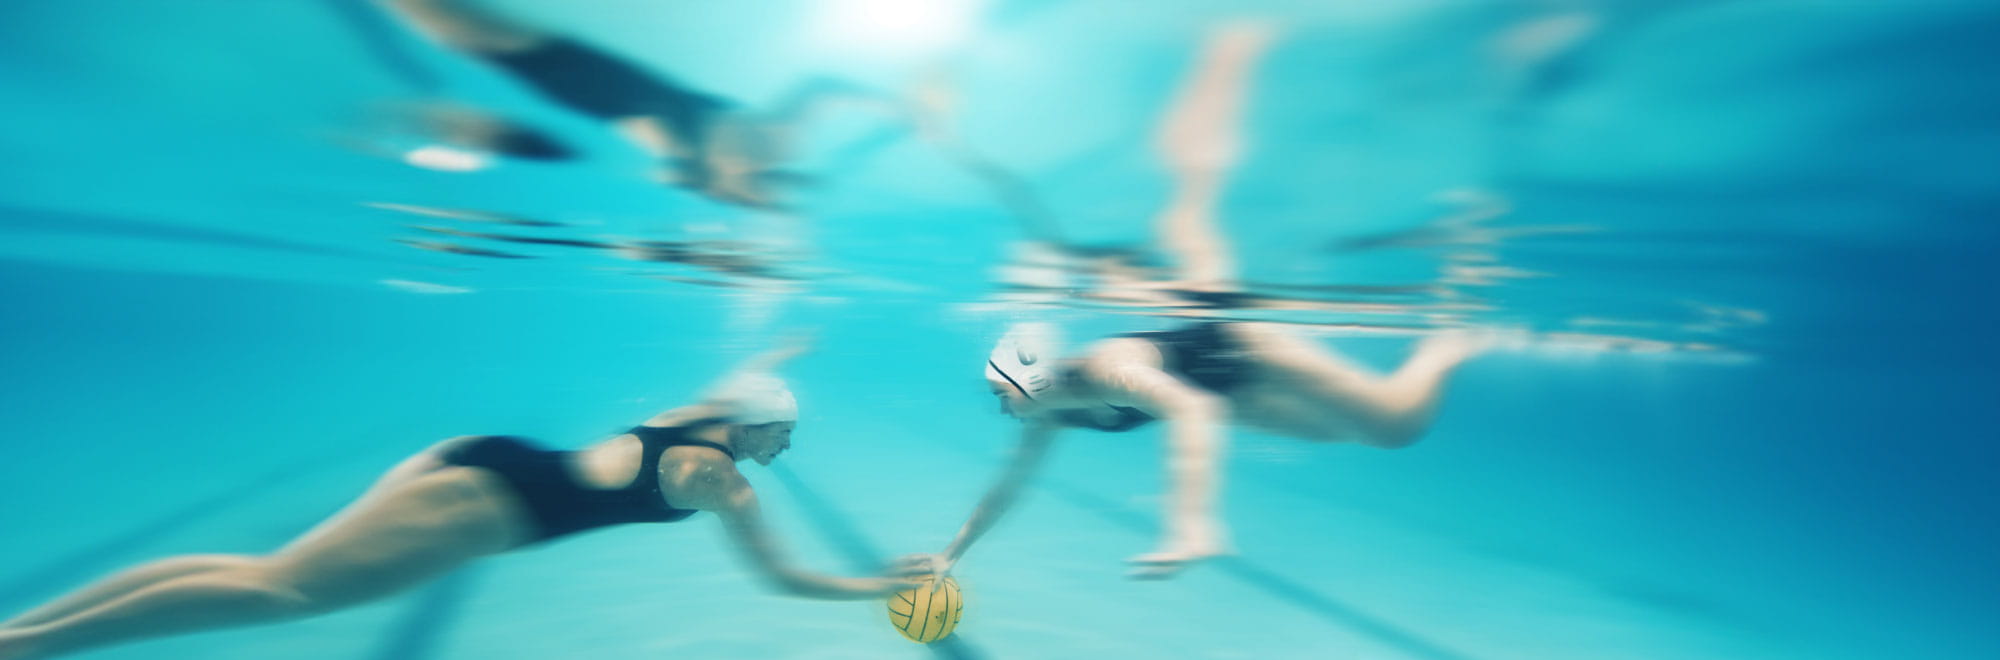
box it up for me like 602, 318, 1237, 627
1071, 323, 1363, 440
441, 426, 733, 543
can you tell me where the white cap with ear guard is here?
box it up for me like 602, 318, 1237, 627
985, 322, 1063, 399
704, 371, 798, 426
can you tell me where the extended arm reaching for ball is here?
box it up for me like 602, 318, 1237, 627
892, 423, 1057, 581
675, 454, 920, 600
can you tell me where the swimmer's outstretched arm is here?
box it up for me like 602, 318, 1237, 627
727, 334, 813, 375
945, 423, 1057, 565
895, 423, 1057, 578
687, 464, 918, 600
379, 0, 546, 53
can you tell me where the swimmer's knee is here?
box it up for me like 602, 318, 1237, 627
1301, 413, 1426, 448
254, 584, 316, 615
211, 565, 318, 614
171, 554, 262, 573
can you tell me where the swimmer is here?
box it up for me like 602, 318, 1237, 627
911, 321, 1483, 582
378, 0, 907, 210
0, 343, 921, 660
321, 0, 581, 164
896, 21, 1490, 581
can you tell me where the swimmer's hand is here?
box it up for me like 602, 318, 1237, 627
732, 332, 815, 375
1125, 523, 1230, 580
887, 553, 955, 590
866, 576, 930, 598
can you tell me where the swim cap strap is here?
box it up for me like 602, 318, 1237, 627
987, 359, 1038, 401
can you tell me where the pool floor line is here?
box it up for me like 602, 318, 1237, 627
0, 459, 329, 616
1029, 478, 1479, 660
767, 463, 987, 660
920, 434, 1479, 659
367, 567, 481, 660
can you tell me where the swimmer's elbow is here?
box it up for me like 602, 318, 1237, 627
770, 572, 812, 596
754, 564, 812, 596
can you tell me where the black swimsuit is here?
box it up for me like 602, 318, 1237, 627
440, 426, 731, 543
476, 39, 751, 193
475, 39, 792, 198
1122, 322, 1254, 395
478, 38, 732, 130
1053, 323, 1253, 434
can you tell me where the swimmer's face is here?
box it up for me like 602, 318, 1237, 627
986, 376, 1034, 419
739, 421, 795, 466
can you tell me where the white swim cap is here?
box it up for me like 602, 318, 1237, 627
985, 322, 1063, 399
704, 371, 798, 426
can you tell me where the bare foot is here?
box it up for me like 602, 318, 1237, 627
1207, 19, 1282, 63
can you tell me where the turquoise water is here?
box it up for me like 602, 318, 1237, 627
2, 1, 1996, 659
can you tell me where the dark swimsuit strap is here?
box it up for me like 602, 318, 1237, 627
625, 426, 736, 515
627, 425, 737, 462
664, 438, 735, 460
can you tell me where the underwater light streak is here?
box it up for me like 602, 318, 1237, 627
379, 279, 473, 295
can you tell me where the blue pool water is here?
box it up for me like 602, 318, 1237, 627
2, 1, 1996, 659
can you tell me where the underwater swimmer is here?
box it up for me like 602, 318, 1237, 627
0, 345, 920, 660
908, 321, 1483, 581
381, 0, 892, 210
896, 21, 1489, 581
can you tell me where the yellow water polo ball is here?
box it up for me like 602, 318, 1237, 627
886, 576, 963, 643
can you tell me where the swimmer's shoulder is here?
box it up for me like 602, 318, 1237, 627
659, 447, 747, 510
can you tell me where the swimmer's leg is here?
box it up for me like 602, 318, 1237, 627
0, 440, 519, 660
379, 0, 547, 54
1149, 21, 1279, 289
0, 436, 472, 634
1233, 325, 1482, 448
383, 0, 698, 155
0, 556, 256, 632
